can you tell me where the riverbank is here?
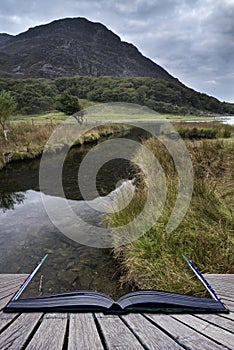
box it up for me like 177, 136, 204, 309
0, 122, 128, 170
110, 138, 234, 296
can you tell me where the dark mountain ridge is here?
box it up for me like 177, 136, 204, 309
0, 17, 177, 81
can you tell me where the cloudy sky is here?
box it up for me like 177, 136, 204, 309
0, 0, 233, 102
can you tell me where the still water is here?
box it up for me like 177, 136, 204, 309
0, 130, 144, 299
219, 116, 234, 125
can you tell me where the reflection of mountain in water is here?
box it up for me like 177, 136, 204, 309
0, 179, 135, 232
0, 191, 26, 212
0, 179, 135, 250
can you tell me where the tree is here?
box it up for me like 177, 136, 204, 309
55, 92, 81, 115
0, 90, 17, 140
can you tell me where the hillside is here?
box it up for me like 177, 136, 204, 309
0, 17, 176, 81
0, 76, 233, 116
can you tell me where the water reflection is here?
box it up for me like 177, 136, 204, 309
0, 188, 134, 298
0, 134, 138, 298
0, 191, 26, 212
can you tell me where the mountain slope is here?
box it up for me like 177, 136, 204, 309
0, 17, 177, 81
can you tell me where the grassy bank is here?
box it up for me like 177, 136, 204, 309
110, 138, 234, 296
0, 121, 127, 170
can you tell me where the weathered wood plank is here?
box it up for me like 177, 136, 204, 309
207, 280, 234, 285
122, 313, 183, 349
206, 281, 234, 286
210, 287, 234, 294
213, 291, 234, 300
210, 284, 234, 290
44, 313, 67, 319
219, 312, 234, 321
0, 279, 25, 289
0, 274, 28, 282
145, 314, 225, 350
215, 278, 234, 283
68, 313, 104, 350
0, 286, 22, 299
0, 294, 16, 310
204, 275, 234, 299
173, 314, 234, 349
0, 276, 27, 294
219, 299, 234, 312
0, 274, 28, 310
204, 274, 234, 281
195, 314, 234, 333
0, 313, 42, 350
0, 311, 19, 332
220, 296, 234, 303
25, 313, 67, 350
96, 314, 144, 350
0, 284, 23, 300
0, 275, 28, 287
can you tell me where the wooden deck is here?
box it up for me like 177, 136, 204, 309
0, 274, 233, 349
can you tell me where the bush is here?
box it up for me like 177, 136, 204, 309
55, 92, 81, 115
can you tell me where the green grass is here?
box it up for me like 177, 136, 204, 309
10, 111, 66, 125
164, 114, 230, 121
9, 102, 230, 127
110, 139, 234, 296
10, 99, 99, 125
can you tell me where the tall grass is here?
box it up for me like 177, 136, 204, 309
174, 121, 233, 139
0, 122, 127, 169
0, 123, 55, 168
110, 138, 234, 296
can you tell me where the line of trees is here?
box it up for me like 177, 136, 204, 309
0, 76, 233, 117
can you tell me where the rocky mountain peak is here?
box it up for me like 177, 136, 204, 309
0, 17, 177, 81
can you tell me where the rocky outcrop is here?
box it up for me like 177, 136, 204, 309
0, 17, 177, 81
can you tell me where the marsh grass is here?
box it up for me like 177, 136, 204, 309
110, 138, 234, 296
174, 121, 234, 139
0, 122, 55, 168
0, 121, 127, 169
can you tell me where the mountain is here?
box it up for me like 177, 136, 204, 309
0, 17, 177, 81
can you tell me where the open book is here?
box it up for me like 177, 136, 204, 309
4, 255, 228, 314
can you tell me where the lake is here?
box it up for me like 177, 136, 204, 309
219, 115, 234, 125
